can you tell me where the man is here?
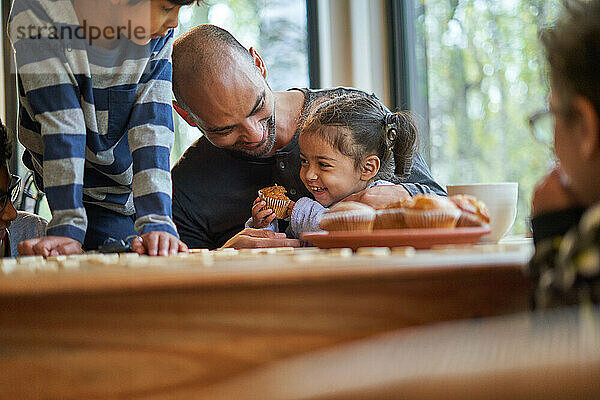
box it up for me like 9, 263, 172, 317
171, 24, 445, 249
527, 0, 600, 308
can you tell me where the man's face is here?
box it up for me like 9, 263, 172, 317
182, 59, 278, 157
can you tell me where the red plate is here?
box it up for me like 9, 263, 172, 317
301, 227, 491, 250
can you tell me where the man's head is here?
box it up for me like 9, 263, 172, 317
542, 0, 600, 204
172, 24, 277, 157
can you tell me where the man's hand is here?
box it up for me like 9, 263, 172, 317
342, 184, 411, 209
532, 167, 581, 216
251, 197, 276, 228
18, 236, 83, 257
221, 228, 302, 249
130, 231, 188, 256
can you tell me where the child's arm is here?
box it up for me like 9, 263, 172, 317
288, 197, 327, 238
9, 2, 87, 253
127, 32, 185, 255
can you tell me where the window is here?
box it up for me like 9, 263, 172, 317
412, 0, 562, 234
171, 0, 310, 162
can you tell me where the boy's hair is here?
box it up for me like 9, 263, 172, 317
129, 0, 201, 5
301, 94, 418, 181
0, 119, 12, 166
542, 0, 600, 118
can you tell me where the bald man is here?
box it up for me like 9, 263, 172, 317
171, 24, 445, 249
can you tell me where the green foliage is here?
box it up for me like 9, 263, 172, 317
420, 0, 561, 234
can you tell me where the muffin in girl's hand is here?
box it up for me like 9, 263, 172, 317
258, 184, 293, 219
319, 201, 376, 232
402, 194, 461, 228
450, 195, 491, 227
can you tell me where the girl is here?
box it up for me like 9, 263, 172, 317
247, 93, 419, 238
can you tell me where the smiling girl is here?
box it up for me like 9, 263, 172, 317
248, 94, 419, 238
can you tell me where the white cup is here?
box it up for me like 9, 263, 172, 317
446, 182, 518, 243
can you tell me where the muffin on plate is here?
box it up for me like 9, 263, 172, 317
319, 201, 376, 232
373, 198, 412, 230
402, 194, 461, 229
258, 184, 292, 219
450, 194, 491, 227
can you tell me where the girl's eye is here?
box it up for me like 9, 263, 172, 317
319, 162, 332, 168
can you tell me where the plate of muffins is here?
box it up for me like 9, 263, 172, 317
302, 194, 491, 250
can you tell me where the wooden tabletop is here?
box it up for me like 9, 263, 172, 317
0, 244, 534, 399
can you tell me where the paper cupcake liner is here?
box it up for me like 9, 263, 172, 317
374, 208, 408, 230
260, 194, 291, 219
402, 209, 461, 229
320, 210, 376, 232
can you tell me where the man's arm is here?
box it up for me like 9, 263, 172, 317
401, 153, 446, 196
221, 228, 302, 249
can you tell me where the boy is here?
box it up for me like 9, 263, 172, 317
527, 0, 600, 308
9, 0, 197, 256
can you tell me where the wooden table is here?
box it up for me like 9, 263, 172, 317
0, 245, 533, 399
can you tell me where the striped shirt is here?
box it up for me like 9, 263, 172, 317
8, 0, 178, 242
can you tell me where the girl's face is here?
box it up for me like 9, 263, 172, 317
299, 129, 369, 207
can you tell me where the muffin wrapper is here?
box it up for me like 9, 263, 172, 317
374, 208, 408, 230
320, 210, 376, 232
402, 209, 461, 229
259, 192, 291, 219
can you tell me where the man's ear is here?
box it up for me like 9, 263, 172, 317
173, 100, 197, 127
574, 95, 600, 159
249, 47, 267, 79
360, 155, 380, 181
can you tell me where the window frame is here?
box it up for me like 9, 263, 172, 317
386, 0, 431, 164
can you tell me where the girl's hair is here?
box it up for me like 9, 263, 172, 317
301, 94, 418, 181
0, 119, 12, 166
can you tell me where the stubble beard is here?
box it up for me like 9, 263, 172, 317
236, 105, 277, 157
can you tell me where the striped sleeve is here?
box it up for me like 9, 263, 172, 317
8, 0, 88, 242
128, 32, 178, 237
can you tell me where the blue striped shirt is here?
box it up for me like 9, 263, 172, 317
8, 0, 178, 242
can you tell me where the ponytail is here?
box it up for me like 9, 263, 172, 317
383, 111, 418, 179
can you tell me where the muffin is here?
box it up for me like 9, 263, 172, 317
450, 194, 491, 227
373, 198, 412, 230
402, 194, 461, 228
319, 201, 376, 232
258, 184, 292, 219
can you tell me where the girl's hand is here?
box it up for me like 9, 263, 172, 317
251, 197, 276, 228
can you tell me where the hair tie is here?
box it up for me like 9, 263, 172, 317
384, 113, 397, 151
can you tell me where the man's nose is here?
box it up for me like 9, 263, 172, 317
239, 118, 264, 143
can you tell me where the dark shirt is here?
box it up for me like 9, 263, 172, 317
172, 87, 446, 249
